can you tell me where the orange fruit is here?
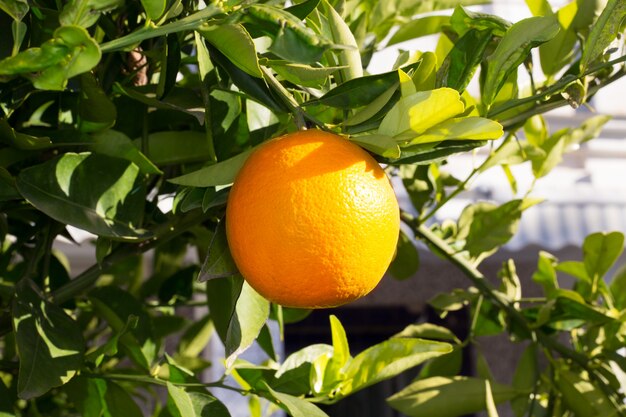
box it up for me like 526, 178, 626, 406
225, 130, 400, 308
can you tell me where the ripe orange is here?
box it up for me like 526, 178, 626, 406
225, 130, 400, 308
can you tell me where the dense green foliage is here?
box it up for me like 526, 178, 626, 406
1, 0, 626, 415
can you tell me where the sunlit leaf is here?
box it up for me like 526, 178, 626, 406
13, 279, 84, 399
387, 376, 522, 417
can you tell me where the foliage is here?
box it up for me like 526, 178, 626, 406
0, 0, 625, 416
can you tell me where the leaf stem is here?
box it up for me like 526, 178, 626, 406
86, 372, 245, 393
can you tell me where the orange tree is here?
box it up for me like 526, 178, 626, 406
1, 0, 626, 416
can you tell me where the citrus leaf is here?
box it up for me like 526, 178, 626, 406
225, 282, 270, 367
66, 377, 143, 417
344, 83, 398, 127
349, 134, 400, 158
457, 199, 541, 258
264, 385, 330, 417
511, 345, 538, 417
379, 88, 464, 139
437, 28, 492, 92
387, 376, 522, 417
141, 0, 166, 20
16, 153, 150, 240
89, 286, 156, 370
78, 73, 117, 133
308, 61, 420, 108
267, 60, 344, 88
92, 130, 161, 174
338, 338, 452, 399
580, 0, 626, 71
166, 383, 231, 417
0, 0, 28, 21
482, 16, 559, 107
13, 279, 85, 400
322, 0, 362, 82
409, 117, 503, 145
198, 219, 239, 281
583, 231, 624, 281
389, 231, 419, 280
59, 0, 123, 28
199, 24, 262, 78
0, 25, 101, 90
388, 15, 450, 46
135, 131, 216, 166
168, 148, 253, 187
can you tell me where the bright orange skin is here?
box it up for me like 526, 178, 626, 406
225, 130, 400, 308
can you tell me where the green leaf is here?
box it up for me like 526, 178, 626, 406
12, 279, 85, 400
200, 24, 262, 78
320, 315, 350, 391
267, 60, 343, 88
141, 0, 166, 20
409, 117, 503, 145
0, 378, 14, 416
166, 383, 231, 417
383, 140, 486, 166
264, 385, 330, 417
66, 377, 143, 417
389, 231, 419, 280
338, 338, 452, 399
388, 16, 450, 46
610, 264, 626, 310
457, 199, 541, 258
308, 61, 420, 108
177, 315, 214, 358
580, 0, 626, 71
322, 0, 362, 82
78, 73, 117, 133
533, 251, 559, 297
0, 0, 28, 21
418, 347, 463, 378
168, 148, 253, 187
198, 219, 239, 281
498, 259, 521, 302
394, 323, 460, 343
284, 0, 320, 20
113, 83, 205, 125
482, 16, 559, 107
59, 0, 123, 28
583, 231, 624, 281
537, 1, 577, 77
0, 25, 101, 90
511, 345, 538, 417
0, 119, 52, 150
89, 286, 156, 370
387, 376, 522, 417
531, 116, 611, 178
343, 83, 398, 127
135, 131, 216, 166
557, 368, 618, 417
349, 134, 401, 158
93, 130, 161, 174
450, 6, 511, 37
16, 152, 149, 240
244, 4, 327, 64
225, 281, 270, 367
207, 45, 286, 113
379, 88, 464, 139
206, 276, 244, 344
437, 28, 492, 92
